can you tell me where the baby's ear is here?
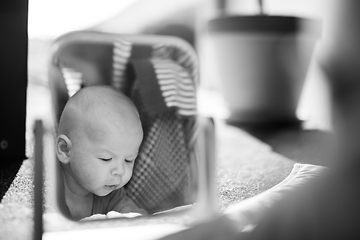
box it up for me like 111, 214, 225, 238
56, 134, 72, 164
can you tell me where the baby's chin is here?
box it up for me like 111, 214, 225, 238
93, 190, 113, 197
93, 185, 123, 196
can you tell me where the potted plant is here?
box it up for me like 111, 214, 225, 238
208, 0, 321, 126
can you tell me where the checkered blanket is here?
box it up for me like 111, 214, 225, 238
50, 31, 200, 213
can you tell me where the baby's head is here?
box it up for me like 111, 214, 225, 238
56, 86, 143, 197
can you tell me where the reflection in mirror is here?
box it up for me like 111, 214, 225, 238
44, 31, 216, 227
55, 86, 148, 221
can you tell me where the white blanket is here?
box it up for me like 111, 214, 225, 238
224, 163, 327, 232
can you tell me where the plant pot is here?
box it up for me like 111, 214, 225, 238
208, 15, 321, 125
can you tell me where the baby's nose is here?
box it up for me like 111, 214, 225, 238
111, 160, 125, 176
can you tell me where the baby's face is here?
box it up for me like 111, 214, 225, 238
67, 119, 143, 197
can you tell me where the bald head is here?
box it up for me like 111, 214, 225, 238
58, 86, 142, 142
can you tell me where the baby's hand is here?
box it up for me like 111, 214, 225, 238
106, 211, 142, 219
80, 213, 107, 221
80, 212, 142, 221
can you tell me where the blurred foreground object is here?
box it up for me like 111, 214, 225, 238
319, 0, 360, 167
0, 0, 28, 201
42, 31, 218, 238
208, 14, 321, 125
0, 0, 28, 166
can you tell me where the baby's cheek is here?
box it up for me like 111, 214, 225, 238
123, 167, 134, 184
82, 164, 105, 186
81, 170, 98, 188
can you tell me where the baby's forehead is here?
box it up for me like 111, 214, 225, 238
81, 104, 140, 134
59, 86, 141, 134
81, 113, 142, 145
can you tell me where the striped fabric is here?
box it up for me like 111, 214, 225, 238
151, 58, 197, 116
149, 42, 200, 199
152, 41, 199, 84
61, 39, 198, 117
111, 39, 132, 91
60, 67, 82, 97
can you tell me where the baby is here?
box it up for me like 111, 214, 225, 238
55, 85, 147, 220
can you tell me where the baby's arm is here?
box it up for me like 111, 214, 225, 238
109, 188, 148, 216
80, 189, 147, 221
112, 194, 148, 216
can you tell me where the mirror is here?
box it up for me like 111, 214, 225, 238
39, 31, 216, 232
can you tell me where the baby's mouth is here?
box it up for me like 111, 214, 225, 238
105, 184, 119, 190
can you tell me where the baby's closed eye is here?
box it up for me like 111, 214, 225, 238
125, 158, 136, 163
99, 157, 112, 162
125, 154, 138, 163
